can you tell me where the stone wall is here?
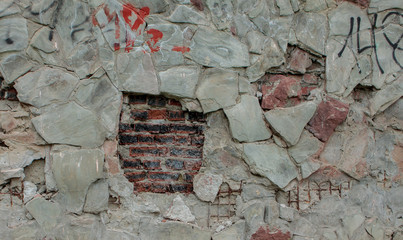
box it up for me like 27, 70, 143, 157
0, 0, 402, 239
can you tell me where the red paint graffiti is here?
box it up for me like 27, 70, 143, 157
92, 3, 191, 54
172, 46, 190, 53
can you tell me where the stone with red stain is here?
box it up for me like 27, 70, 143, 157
261, 75, 301, 110
307, 98, 349, 142
250, 226, 291, 240
288, 48, 312, 73
342, 0, 369, 8
193, 172, 222, 202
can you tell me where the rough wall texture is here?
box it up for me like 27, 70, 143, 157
0, 0, 402, 239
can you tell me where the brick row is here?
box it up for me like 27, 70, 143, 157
131, 109, 205, 122
119, 123, 204, 134
125, 171, 184, 182
119, 134, 204, 146
122, 158, 202, 171
132, 182, 193, 193
129, 146, 203, 159
128, 95, 182, 108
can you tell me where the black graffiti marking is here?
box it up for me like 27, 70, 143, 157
48, 30, 54, 41
338, 12, 403, 74
5, 38, 13, 45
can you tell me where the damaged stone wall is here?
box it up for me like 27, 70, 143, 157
0, 0, 402, 239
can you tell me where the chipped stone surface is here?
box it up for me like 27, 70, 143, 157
196, 68, 238, 113
187, 27, 250, 68
83, 179, 109, 214
160, 66, 199, 99
25, 197, 62, 234
163, 195, 195, 223
294, 12, 328, 55
51, 147, 104, 214
193, 172, 223, 202
288, 130, 323, 164
225, 95, 272, 143
264, 101, 317, 146
15, 67, 79, 108
32, 102, 106, 148
168, 5, 207, 25
0, 54, 33, 84
369, 75, 403, 116
206, 0, 234, 30
243, 143, 298, 188
115, 49, 160, 94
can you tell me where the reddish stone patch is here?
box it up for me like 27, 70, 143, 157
191, 0, 204, 11
172, 46, 190, 53
307, 98, 349, 142
338, 0, 369, 8
251, 226, 291, 240
288, 48, 312, 73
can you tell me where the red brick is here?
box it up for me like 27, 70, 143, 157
119, 123, 134, 132
143, 160, 161, 170
119, 134, 137, 145
191, 136, 204, 146
165, 159, 185, 170
130, 147, 168, 157
170, 147, 203, 159
148, 172, 180, 181
175, 136, 191, 145
125, 171, 147, 182
168, 110, 185, 121
122, 159, 142, 169
307, 98, 349, 142
134, 123, 169, 133
155, 135, 175, 144
288, 48, 312, 73
184, 172, 198, 182
169, 124, 203, 134
170, 183, 192, 193
168, 99, 182, 106
128, 95, 147, 104
148, 96, 167, 107
131, 110, 148, 120
148, 109, 167, 119
137, 135, 155, 144
188, 112, 206, 122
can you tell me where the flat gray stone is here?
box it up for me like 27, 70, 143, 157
304, 0, 328, 12
115, 48, 160, 94
207, 0, 234, 30
342, 214, 365, 238
252, 16, 292, 53
22, 0, 57, 25
344, 55, 372, 97
66, 40, 100, 79
326, 38, 356, 96
187, 27, 250, 68
193, 172, 222, 202
196, 68, 238, 113
14, 67, 79, 108
51, 147, 104, 214
288, 130, 323, 164
0, 17, 28, 53
0, 54, 33, 84
246, 38, 285, 81
159, 66, 199, 98
0, 168, 24, 185
264, 102, 317, 146
74, 73, 122, 139
140, 222, 211, 240
242, 201, 265, 228
83, 179, 109, 214
279, 204, 296, 222
243, 143, 298, 189
23, 181, 37, 203
32, 102, 106, 148
224, 95, 272, 142
300, 160, 321, 179
294, 12, 328, 55
25, 197, 62, 234
292, 217, 317, 237
369, 75, 403, 116
232, 14, 256, 38
163, 195, 195, 223
168, 5, 208, 25
0, 0, 20, 18
276, 0, 293, 15
130, 0, 169, 13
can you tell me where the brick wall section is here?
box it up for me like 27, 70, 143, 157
0, 87, 18, 101
118, 95, 206, 194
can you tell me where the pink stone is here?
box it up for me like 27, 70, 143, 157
307, 98, 349, 142
261, 75, 301, 110
288, 48, 312, 73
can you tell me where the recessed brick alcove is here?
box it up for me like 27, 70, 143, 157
118, 95, 206, 194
